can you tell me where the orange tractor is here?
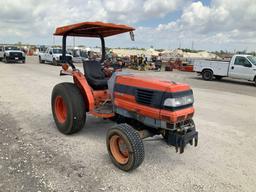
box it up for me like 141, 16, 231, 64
51, 22, 198, 171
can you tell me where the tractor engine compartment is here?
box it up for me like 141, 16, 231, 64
111, 74, 195, 125
109, 73, 198, 153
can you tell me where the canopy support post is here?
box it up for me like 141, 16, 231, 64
62, 34, 67, 63
100, 35, 105, 63
62, 34, 76, 70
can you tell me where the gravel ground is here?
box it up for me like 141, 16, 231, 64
0, 56, 256, 192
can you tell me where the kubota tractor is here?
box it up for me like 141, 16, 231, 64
51, 21, 198, 171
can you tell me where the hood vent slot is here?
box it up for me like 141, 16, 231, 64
136, 89, 154, 105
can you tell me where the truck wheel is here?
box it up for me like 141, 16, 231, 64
202, 70, 213, 81
51, 83, 86, 134
53, 58, 58, 66
215, 75, 222, 80
106, 124, 144, 172
39, 56, 45, 63
4, 56, 8, 63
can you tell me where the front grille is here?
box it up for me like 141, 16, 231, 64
136, 89, 154, 105
187, 112, 194, 119
10, 52, 22, 58
177, 115, 186, 122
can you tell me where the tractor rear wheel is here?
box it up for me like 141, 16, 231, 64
106, 124, 144, 171
51, 82, 86, 134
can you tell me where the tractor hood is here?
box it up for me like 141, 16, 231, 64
115, 74, 191, 93
113, 73, 194, 120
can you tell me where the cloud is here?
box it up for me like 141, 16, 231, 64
143, 0, 183, 17
0, 0, 256, 51
156, 0, 256, 50
0, 0, 182, 44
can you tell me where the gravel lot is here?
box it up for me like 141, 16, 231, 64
0, 56, 256, 192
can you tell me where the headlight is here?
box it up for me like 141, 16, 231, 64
164, 95, 194, 107
5, 52, 10, 56
22, 52, 25, 57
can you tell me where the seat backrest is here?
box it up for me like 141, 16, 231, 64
83, 60, 105, 79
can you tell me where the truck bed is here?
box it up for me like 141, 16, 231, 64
193, 59, 230, 76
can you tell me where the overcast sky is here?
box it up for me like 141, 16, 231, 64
0, 0, 256, 51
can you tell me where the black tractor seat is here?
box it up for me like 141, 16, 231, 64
83, 60, 108, 90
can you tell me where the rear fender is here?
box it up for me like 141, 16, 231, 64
72, 71, 95, 112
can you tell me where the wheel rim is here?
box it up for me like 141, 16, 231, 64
54, 96, 67, 123
109, 135, 129, 164
204, 72, 210, 79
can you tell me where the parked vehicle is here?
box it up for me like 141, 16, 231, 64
38, 47, 72, 65
68, 48, 89, 63
0, 46, 26, 63
51, 21, 198, 172
193, 54, 256, 85
0, 46, 4, 61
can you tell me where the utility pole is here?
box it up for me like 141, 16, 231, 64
191, 41, 194, 50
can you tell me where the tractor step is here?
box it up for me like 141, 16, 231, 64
94, 102, 113, 114
90, 103, 115, 118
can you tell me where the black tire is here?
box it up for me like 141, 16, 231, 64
4, 56, 8, 63
51, 83, 86, 134
39, 56, 45, 63
215, 75, 222, 80
202, 70, 213, 81
53, 58, 58, 66
22, 60, 25, 64
254, 77, 256, 87
106, 124, 144, 172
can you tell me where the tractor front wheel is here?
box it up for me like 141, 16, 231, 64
106, 124, 144, 171
51, 83, 86, 134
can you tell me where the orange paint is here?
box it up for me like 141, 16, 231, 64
114, 95, 194, 123
116, 75, 191, 93
72, 71, 95, 112
93, 90, 110, 105
54, 21, 135, 38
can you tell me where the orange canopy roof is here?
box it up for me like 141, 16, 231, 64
54, 21, 135, 38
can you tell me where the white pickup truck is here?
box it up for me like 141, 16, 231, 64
38, 47, 72, 65
193, 54, 256, 85
0, 46, 26, 63
0, 46, 4, 60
